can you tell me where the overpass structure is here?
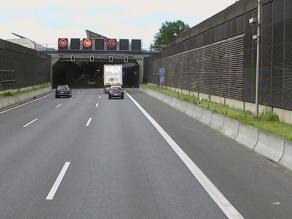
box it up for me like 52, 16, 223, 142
42, 50, 156, 88
39, 30, 158, 88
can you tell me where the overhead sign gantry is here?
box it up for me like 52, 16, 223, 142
58, 38, 142, 51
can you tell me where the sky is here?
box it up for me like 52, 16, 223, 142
0, 0, 235, 48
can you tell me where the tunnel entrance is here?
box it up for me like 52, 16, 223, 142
52, 61, 139, 88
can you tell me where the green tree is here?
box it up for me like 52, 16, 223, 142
151, 20, 190, 50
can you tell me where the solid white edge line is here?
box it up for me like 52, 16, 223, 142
95, 102, 99, 108
56, 104, 62, 108
46, 162, 70, 200
126, 92, 244, 219
0, 93, 54, 115
86, 117, 92, 127
23, 118, 38, 128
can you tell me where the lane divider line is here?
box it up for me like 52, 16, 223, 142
56, 104, 62, 108
23, 118, 38, 128
0, 93, 54, 115
126, 92, 244, 219
86, 118, 92, 127
46, 162, 70, 200
98, 96, 101, 99
95, 102, 99, 108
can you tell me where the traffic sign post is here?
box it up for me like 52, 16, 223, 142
159, 68, 166, 86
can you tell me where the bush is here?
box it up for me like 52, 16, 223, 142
3, 91, 13, 97
192, 98, 199, 105
259, 110, 279, 122
0, 83, 49, 98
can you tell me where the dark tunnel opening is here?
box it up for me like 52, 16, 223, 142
52, 61, 140, 88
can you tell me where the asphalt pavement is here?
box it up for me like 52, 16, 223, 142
0, 88, 291, 218
0, 89, 226, 218
128, 89, 292, 219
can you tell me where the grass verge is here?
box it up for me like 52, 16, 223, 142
143, 83, 292, 141
0, 83, 50, 99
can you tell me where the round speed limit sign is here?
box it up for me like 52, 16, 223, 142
83, 39, 92, 48
107, 39, 117, 48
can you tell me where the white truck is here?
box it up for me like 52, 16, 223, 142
104, 64, 123, 93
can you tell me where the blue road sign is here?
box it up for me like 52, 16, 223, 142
159, 68, 166, 85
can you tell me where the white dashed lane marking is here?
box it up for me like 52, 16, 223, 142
86, 118, 92, 127
46, 162, 70, 200
23, 119, 38, 128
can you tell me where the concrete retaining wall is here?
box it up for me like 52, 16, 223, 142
200, 109, 212, 125
235, 124, 259, 149
280, 142, 292, 170
193, 106, 203, 120
221, 117, 240, 139
273, 108, 292, 125
0, 87, 52, 110
159, 84, 292, 125
210, 113, 224, 130
254, 132, 285, 162
141, 87, 292, 172
183, 103, 195, 117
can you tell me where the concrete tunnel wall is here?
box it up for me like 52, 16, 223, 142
52, 60, 140, 88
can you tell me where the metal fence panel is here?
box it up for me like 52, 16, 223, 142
144, 0, 292, 111
0, 39, 50, 90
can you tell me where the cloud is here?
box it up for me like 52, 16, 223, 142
0, 0, 235, 47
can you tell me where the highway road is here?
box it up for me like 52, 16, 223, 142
0, 89, 291, 218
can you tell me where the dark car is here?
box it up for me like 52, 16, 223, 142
55, 85, 72, 98
108, 86, 124, 99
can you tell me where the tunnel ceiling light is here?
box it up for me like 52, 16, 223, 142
124, 56, 129, 63
70, 55, 76, 62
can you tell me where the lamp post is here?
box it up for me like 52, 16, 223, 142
255, 0, 261, 117
249, 0, 261, 117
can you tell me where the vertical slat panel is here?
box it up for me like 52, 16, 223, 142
271, 0, 284, 108
283, 0, 292, 109
143, 0, 292, 111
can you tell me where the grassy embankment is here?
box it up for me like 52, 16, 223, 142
143, 83, 292, 141
0, 83, 50, 99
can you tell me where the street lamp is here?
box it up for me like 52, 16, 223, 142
249, 0, 261, 117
